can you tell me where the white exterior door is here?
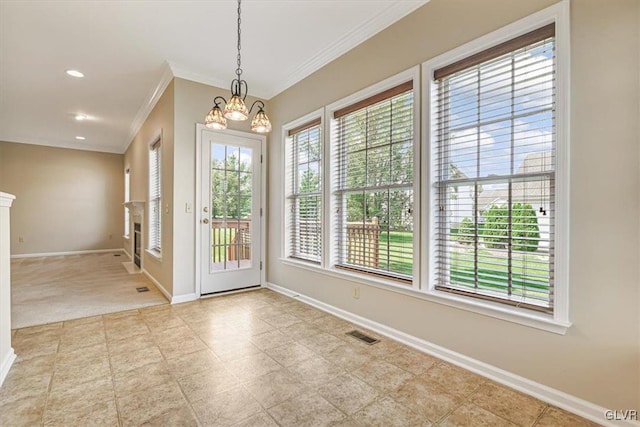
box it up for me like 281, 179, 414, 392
200, 129, 262, 295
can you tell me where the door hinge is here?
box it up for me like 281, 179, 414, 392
260, 261, 263, 270
260, 154, 263, 163
260, 208, 263, 217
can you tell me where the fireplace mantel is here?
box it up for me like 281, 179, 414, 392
124, 200, 145, 216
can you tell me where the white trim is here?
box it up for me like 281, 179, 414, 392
281, 108, 325, 265
122, 246, 132, 260
265, 282, 633, 427
143, 268, 198, 304
147, 130, 163, 255
0, 348, 16, 387
266, 1, 429, 99
0, 193, 15, 208
11, 248, 124, 259
122, 62, 173, 153
194, 125, 267, 297
279, 256, 568, 334
0, 135, 124, 154
145, 249, 162, 261
325, 65, 421, 283
421, 1, 571, 328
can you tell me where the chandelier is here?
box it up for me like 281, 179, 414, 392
204, 0, 271, 133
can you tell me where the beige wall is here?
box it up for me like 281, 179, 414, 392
123, 81, 175, 295
0, 141, 123, 255
172, 77, 268, 297
267, 0, 639, 410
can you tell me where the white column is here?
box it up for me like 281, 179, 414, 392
0, 192, 16, 387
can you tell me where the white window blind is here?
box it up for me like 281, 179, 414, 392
433, 24, 556, 312
287, 119, 322, 263
333, 81, 414, 281
124, 168, 130, 238
149, 140, 162, 253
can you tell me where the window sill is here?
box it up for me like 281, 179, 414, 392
145, 249, 162, 261
279, 257, 571, 335
123, 235, 130, 240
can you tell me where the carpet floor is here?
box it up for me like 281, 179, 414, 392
11, 252, 168, 328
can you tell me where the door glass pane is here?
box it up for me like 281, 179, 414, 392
210, 143, 252, 272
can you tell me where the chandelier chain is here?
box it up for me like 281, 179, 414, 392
236, 0, 242, 78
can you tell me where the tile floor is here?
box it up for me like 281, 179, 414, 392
1, 289, 600, 426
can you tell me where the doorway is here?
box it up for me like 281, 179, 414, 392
197, 127, 264, 295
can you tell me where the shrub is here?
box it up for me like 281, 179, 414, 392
512, 203, 540, 252
482, 205, 509, 249
458, 217, 476, 244
482, 203, 540, 251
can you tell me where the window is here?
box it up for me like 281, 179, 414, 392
124, 168, 130, 238
332, 80, 415, 282
148, 138, 162, 253
430, 24, 559, 313
285, 117, 323, 263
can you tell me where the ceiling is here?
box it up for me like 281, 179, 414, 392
0, 0, 427, 154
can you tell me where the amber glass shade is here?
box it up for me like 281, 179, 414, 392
251, 109, 272, 133
223, 95, 249, 121
204, 106, 227, 129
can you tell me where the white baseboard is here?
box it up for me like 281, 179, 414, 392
266, 282, 637, 427
0, 348, 16, 387
122, 247, 132, 259
11, 248, 124, 259
141, 269, 197, 305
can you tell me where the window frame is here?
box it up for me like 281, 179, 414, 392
327, 66, 421, 288
282, 108, 325, 266
148, 133, 162, 257
124, 167, 130, 239
421, 1, 570, 332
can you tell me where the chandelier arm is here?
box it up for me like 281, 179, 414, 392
240, 80, 248, 101
213, 96, 227, 107
248, 100, 265, 114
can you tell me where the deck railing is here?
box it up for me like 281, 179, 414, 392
210, 219, 251, 261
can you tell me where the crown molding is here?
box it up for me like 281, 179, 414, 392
121, 62, 174, 154
263, 0, 429, 99
0, 134, 123, 154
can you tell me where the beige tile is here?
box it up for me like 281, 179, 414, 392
110, 345, 165, 376
117, 380, 187, 427
383, 348, 438, 375
251, 329, 294, 350
44, 399, 118, 427
143, 312, 187, 332
287, 355, 345, 387
0, 394, 46, 427
440, 402, 516, 427
56, 341, 108, 366
352, 359, 414, 393
15, 322, 63, 336
535, 407, 601, 427
262, 313, 301, 329
230, 411, 279, 427
45, 376, 115, 421
470, 383, 546, 426
103, 309, 140, 321
317, 373, 379, 415
12, 334, 60, 361
208, 339, 263, 362
62, 318, 106, 336
113, 360, 173, 397
244, 368, 308, 408
265, 342, 316, 367
105, 320, 150, 341
324, 344, 374, 371
280, 321, 322, 338
225, 352, 282, 382
58, 325, 106, 353
0, 371, 52, 404
166, 348, 223, 379
352, 396, 429, 427
268, 391, 346, 427
140, 405, 198, 427
191, 386, 263, 427
108, 332, 157, 356
63, 314, 104, 328
389, 375, 461, 422
178, 366, 239, 403
298, 332, 346, 355
9, 354, 56, 380
354, 336, 407, 358
51, 354, 111, 392
420, 362, 484, 398
157, 334, 209, 360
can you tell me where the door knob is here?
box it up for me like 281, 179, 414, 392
202, 218, 209, 224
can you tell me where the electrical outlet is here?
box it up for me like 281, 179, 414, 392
353, 286, 360, 299
18, 236, 24, 243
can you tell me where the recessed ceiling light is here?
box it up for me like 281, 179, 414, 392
75, 114, 87, 121
75, 136, 86, 140
66, 69, 84, 78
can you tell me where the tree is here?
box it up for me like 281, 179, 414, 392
211, 153, 252, 219
512, 203, 540, 252
483, 204, 508, 249
458, 217, 476, 244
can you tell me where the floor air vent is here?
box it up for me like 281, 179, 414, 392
346, 330, 379, 345
136, 287, 149, 293
114, 254, 121, 257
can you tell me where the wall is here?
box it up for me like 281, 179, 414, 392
0, 193, 16, 386
267, 0, 639, 411
0, 141, 123, 255
123, 80, 175, 295
172, 77, 267, 298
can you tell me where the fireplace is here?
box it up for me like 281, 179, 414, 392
133, 222, 141, 268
